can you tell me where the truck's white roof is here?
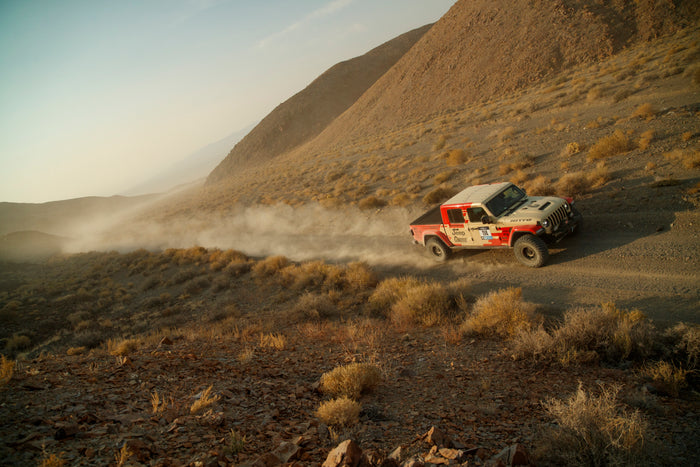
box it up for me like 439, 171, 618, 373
443, 182, 511, 206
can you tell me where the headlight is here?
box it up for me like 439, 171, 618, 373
565, 202, 571, 212
542, 219, 550, 228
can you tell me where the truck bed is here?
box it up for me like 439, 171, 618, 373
410, 205, 442, 226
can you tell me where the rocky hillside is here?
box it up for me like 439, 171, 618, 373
206, 24, 432, 184
307, 0, 700, 150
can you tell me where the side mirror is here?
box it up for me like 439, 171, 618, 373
481, 215, 491, 224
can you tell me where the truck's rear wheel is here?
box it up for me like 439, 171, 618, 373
514, 235, 548, 267
426, 238, 450, 262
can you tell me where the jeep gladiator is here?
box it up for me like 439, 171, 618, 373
409, 182, 582, 267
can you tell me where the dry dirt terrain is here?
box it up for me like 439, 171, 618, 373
2, 1, 700, 466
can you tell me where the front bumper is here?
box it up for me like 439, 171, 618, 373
548, 210, 582, 241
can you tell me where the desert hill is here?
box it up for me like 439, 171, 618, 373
305, 0, 700, 151
206, 24, 432, 184
206, 0, 700, 186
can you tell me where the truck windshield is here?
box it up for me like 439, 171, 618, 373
485, 185, 526, 217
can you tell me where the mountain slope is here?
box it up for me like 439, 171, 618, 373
304, 0, 700, 150
206, 24, 432, 184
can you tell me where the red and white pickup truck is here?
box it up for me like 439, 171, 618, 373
409, 182, 582, 267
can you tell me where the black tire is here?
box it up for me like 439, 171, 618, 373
426, 238, 450, 262
514, 235, 549, 267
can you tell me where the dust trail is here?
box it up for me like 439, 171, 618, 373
64, 203, 438, 267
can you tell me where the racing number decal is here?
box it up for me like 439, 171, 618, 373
478, 227, 493, 240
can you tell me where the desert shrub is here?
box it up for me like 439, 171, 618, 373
554, 164, 610, 196
358, 196, 387, 210
289, 292, 336, 321
664, 148, 700, 169
251, 255, 290, 277
5, 334, 31, 352
631, 103, 656, 120
141, 293, 171, 309
169, 268, 199, 285
681, 131, 693, 142
108, 338, 140, 356
390, 282, 452, 328
638, 130, 654, 150
343, 262, 378, 292
462, 288, 539, 338
320, 362, 381, 399
190, 385, 220, 414
445, 149, 467, 166
225, 260, 251, 277
423, 187, 457, 205
641, 361, 688, 397
565, 142, 581, 156
537, 383, 651, 466
521, 175, 556, 196
183, 276, 211, 295
1, 355, 15, 387
514, 303, 657, 364
72, 330, 108, 349
433, 170, 456, 184
368, 277, 423, 315
433, 134, 448, 151
587, 130, 631, 160
315, 397, 361, 427
663, 322, 700, 369
259, 333, 286, 350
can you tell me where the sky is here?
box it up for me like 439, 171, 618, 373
0, 0, 456, 203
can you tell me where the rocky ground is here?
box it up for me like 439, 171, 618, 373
1, 320, 698, 466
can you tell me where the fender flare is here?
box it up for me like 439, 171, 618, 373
423, 231, 454, 248
508, 226, 542, 247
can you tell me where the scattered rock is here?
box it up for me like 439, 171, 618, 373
322, 439, 368, 467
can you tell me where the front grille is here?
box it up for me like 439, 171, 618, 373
546, 204, 568, 229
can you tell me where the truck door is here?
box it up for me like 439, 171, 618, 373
466, 206, 499, 246
444, 208, 469, 246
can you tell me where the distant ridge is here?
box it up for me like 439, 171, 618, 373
207, 24, 433, 184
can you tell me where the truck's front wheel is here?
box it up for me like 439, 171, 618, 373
426, 238, 450, 262
514, 235, 549, 267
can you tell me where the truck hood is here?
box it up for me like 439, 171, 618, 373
500, 196, 566, 223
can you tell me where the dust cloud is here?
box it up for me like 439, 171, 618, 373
64, 203, 437, 267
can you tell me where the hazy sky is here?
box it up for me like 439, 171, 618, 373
0, 0, 455, 203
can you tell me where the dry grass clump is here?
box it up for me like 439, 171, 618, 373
640, 361, 688, 397
520, 175, 556, 196
358, 196, 387, 210
289, 292, 336, 321
638, 130, 654, 150
587, 130, 631, 161
631, 103, 656, 120
433, 170, 456, 184
462, 287, 539, 338
108, 338, 140, 356
445, 149, 468, 166
251, 255, 290, 277
1, 355, 15, 387
367, 277, 423, 315
5, 334, 31, 352
512, 303, 657, 364
663, 322, 700, 369
537, 383, 651, 466
319, 362, 381, 399
423, 187, 457, 205
664, 148, 700, 168
315, 397, 361, 427
433, 134, 448, 151
259, 333, 286, 350
343, 262, 378, 292
564, 142, 581, 156
554, 163, 610, 196
390, 282, 452, 328
190, 385, 220, 414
